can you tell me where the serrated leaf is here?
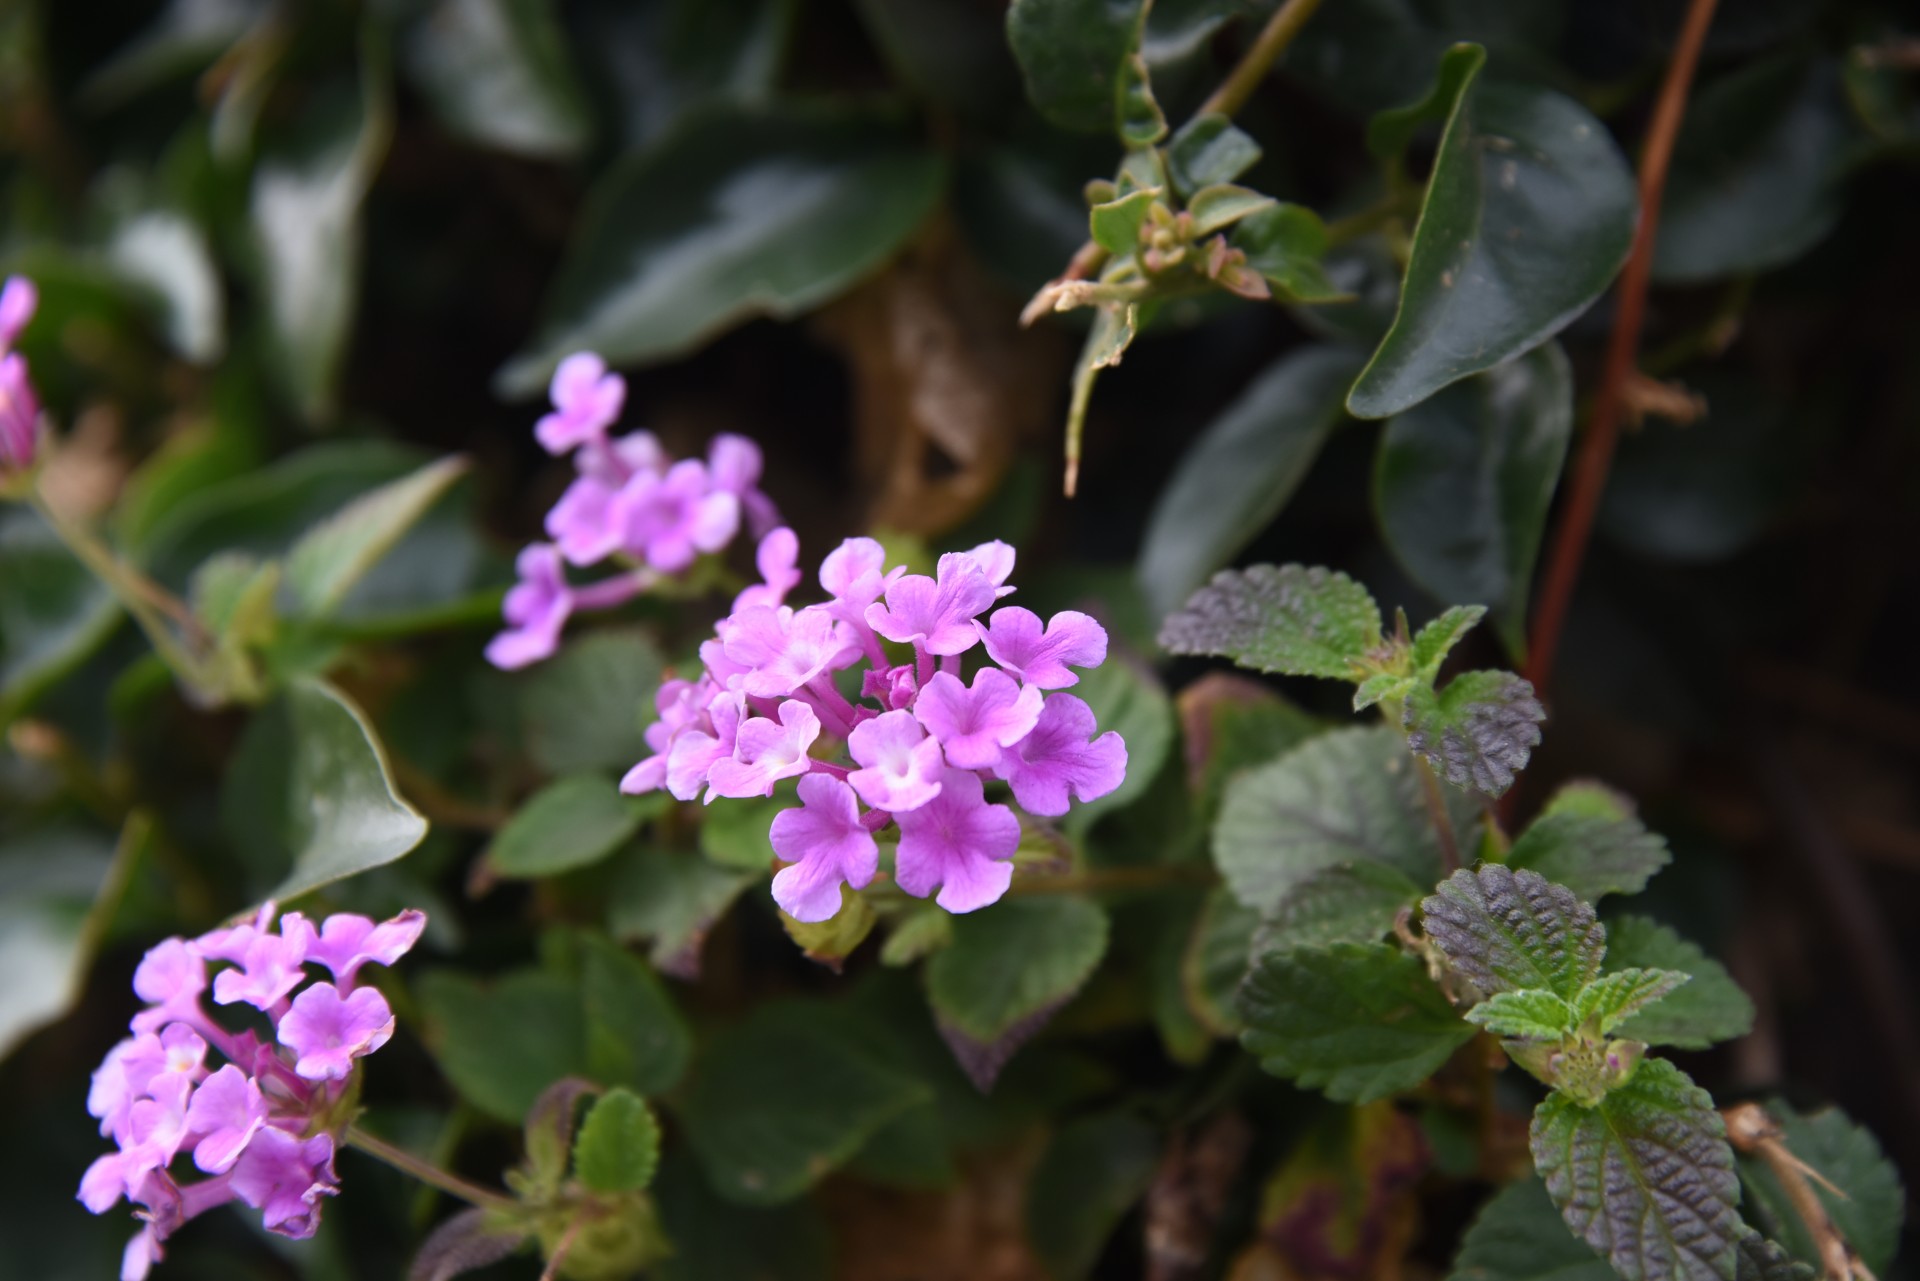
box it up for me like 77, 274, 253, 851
1186, 183, 1274, 236
1089, 187, 1158, 257
1733, 1231, 1815, 1281
1530, 1058, 1742, 1281
1115, 54, 1165, 147
926, 897, 1109, 1043
523, 1077, 598, 1195
1352, 672, 1415, 712
1166, 113, 1260, 196
1466, 989, 1573, 1041
1445, 1177, 1617, 1281
1159, 563, 1382, 680
1233, 203, 1344, 303
1238, 942, 1476, 1103
1006, 0, 1148, 134
1570, 969, 1689, 1036
574, 1089, 661, 1194
1410, 605, 1486, 681
1601, 918, 1754, 1051
1422, 865, 1604, 999
1216, 725, 1473, 915
284, 456, 469, 617
487, 774, 646, 879
1256, 861, 1424, 953
1506, 809, 1671, 904
1402, 669, 1544, 798
1737, 1103, 1904, 1276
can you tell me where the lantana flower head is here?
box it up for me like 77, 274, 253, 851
79, 904, 424, 1280
623, 531, 1127, 922
0, 274, 41, 474
488, 349, 779, 669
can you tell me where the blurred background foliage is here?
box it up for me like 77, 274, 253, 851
3, 0, 1919, 1277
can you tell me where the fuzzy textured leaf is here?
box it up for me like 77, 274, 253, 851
1445, 1177, 1617, 1281
1466, 989, 1573, 1042
1571, 969, 1689, 1036
927, 896, 1109, 1043
1409, 604, 1486, 680
1402, 669, 1545, 798
1422, 865, 1604, 999
574, 1089, 662, 1194
1159, 563, 1382, 679
1257, 861, 1424, 953
1601, 918, 1754, 1051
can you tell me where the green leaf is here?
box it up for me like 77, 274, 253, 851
574, 930, 694, 1096
1654, 58, 1857, 283
1402, 669, 1545, 798
851, 0, 1019, 119
418, 969, 587, 1122
1365, 37, 1486, 162
1569, 969, 1689, 1036
406, 0, 591, 160
1422, 865, 1604, 999
1178, 674, 1324, 824
106, 206, 225, 364
574, 1089, 662, 1194
927, 897, 1109, 1043
1507, 810, 1671, 905
1063, 657, 1172, 830
1258, 861, 1425, 953
518, 629, 664, 775
653, 1149, 832, 1281
1737, 1103, 1904, 1277
1115, 54, 1165, 147
1159, 563, 1383, 680
1409, 604, 1486, 681
1089, 187, 1158, 257
79, 0, 262, 108
1232, 203, 1344, 302
1166, 113, 1261, 197
487, 774, 646, 878
1215, 725, 1472, 915
879, 905, 953, 967
496, 104, 944, 394
1181, 887, 1259, 1036
1025, 1113, 1161, 1281
1006, 0, 1148, 134
698, 794, 788, 871
1465, 989, 1573, 1041
1238, 942, 1476, 1103
679, 1000, 932, 1204
1185, 183, 1275, 236
1346, 48, 1636, 419
1530, 1058, 1743, 1281
1137, 348, 1363, 620
0, 823, 137, 1061
1600, 917, 1754, 1051
1735, 1233, 1816, 1281
1374, 344, 1573, 655
608, 846, 754, 979
1445, 1177, 1618, 1281
523, 1077, 599, 1195
284, 456, 470, 618
0, 507, 119, 723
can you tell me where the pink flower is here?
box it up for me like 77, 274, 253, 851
819, 537, 901, 622
545, 473, 626, 565
276, 983, 395, 1081
977, 607, 1108, 689
866, 553, 998, 655
995, 694, 1127, 817
733, 527, 802, 612
913, 669, 1044, 770
661, 689, 745, 801
705, 700, 821, 800
613, 459, 740, 572
129, 940, 208, 1036
894, 768, 1021, 914
718, 604, 854, 698
0, 351, 39, 471
847, 710, 945, 812
708, 433, 782, 536
861, 663, 918, 712
769, 775, 880, 922
485, 544, 573, 670
959, 540, 1017, 597
210, 914, 316, 1010
0, 274, 38, 350
622, 678, 712, 793
230, 1128, 338, 1239
305, 909, 426, 987
184, 1066, 266, 1173
535, 352, 626, 454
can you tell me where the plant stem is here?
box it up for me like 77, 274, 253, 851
344, 1125, 515, 1212
1524, 0, 1721, 693
1723, 1103, 1874, 1281
1413, 755, 1462, 873
1197, 0, 1325, 120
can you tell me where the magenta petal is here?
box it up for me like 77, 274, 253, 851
894, 769, 1020, 914
847, 710, 945, 812
0, 274, 39, 350
913, 669, 1044, 771
977, 607, 1108, 689
994, 694, 1127, 817
769, 775, 879, 922
230, 1128, 338, 1239
184, 1065, 266, 1173
277, 983, 395, 1081
705, 700, 820, 799
866, 555, 995, 656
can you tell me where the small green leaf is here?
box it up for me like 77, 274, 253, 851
518, 629, 664, 775
779, 886, 876, 967
523, 1077, 598, 1196
1159, 563, 1383, 680
1352, 672, 1415, 712
405, 0, 591, 161
1402, 669, 1545, 798
1445, 1177, 1618, 1281
926, 897, 1109, 1043
1506, 806, 1671, 905
418, 969, 587, 1123
1466, 989, 1573, 1042
1181, 887, 1260, 1037
284, 456, 469, 618
574, 1089, 662, 1194
1232, 203, 1343, 303
1258, 861, 1425, 953
1088, 187, 1158, 257
1114, 53, 1165, 147
1025, 1113, 1161, 1281
1006, 0, 1148, 133
879, 905, 952, 967
1186, 183, 1275, 236
1530, 1058, 1742, 1281
0, 507, 120, 723
1569, 969, 1689, 1035
1600, 917, 1754, 1051
1422, 865, 1604, 999
1409, 604, 1486, 681
1737, 1102, 1904, 1277
1238, 942, 1476, 1103
608, 847, 754, 979
1166, 113, 1261, 197
488, 774, 646, 879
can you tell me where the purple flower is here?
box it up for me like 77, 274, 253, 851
210, 915, 316, 1010
661, 689, 744, 801
277, 983, 395, 1081
184, 1066, 266, 1173
717, 605, 853, 698
79, 1074, 194, 1212
0, 274, 38, 350
913, 669, 1044, 770
705, 700, 821, 800
995, 694, 1127, 817
622, 677, 710, 794
305, 909, 426, 987
535, 352, 626, 454
0, 351, 39, 471
847, 710, 945, 812
545, 473, 625, 565
894, 769, 1021, 913
769, 775, 879, 922
861, 663, 918, 712
977, 607, 1108, 689
960, 540, 1017, 597
613, 459, 740, 572
819, 537, 901, 620
733, 527, 802, 612
577, 430, 665, 485
129, 940, 208, 1036
230, 1128, 338, 1239
708, 433, 781, 536
866, 553, 997, 655
485, 544, 573, 670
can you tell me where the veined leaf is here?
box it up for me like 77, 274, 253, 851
1736, 1102, 1904, 1277
1402, 669, 1545, 798
926, 897, 1109, 1044
1445, 1177, 1617, 1281
574, 1089, 662, 1194
1506, 804, 1671, 905
1159, 563, 1382, 680
1466, 989, 1573, 1042
1601, 917, 1753, 1051
1409, 604, 1485, 681
1570, 969, 1689, 1036
1258, 861, 1425, 953
1421, 865, 1604, 999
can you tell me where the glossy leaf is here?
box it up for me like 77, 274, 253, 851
518, 629, 664, 775
1238, 941, 1476, 1102
1166, 113, 1261, 196
1232, 203, 1344, 302
1421, 865, 1604, 999
1600, 917, 1753, 1051
284, 456, 470, 618
1530, 1058, 1743, 1281
488, 774, 647, 878
926, 896, 1109, 1043
1115, 54, 1166, 146
1402, 669, 1545, 798
1186, 184, 1274, 236
1446, 1177, 1617, 1281
1159, 563, 1382, 680
1374, 344, 1573, 654
574, 1089, 662, 1194
0, 825, 132, 1061
1026, 1113, 1160, 1281
1506, 806, 1671, 904
106, 208, 224, 364
406, 0, 591, 160
1005, 0, 1148, 134
497, 105, 944, 394
1737, 1102, 1904, 1277
1346, 47, 1635, 419
0, 507, 120, 723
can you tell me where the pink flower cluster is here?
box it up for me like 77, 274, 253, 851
79, 904, 425, 1280
0, 275, 41, 472
622, 534, 1127, 919
487, 351, 778, 669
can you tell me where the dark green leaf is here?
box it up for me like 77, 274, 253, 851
927, 897, 1110, 1043
1601, 917, 1753, 1051
1734, 1232, 1815, 1281
585, 0, 796, 149
1215, 725, 1472, 914
80, 0, 263, 108
1422, 865, 1604, 999
1374, 344, 1573, 655
652, 1149, 832, 1281
1258, 861, 1425, 952
1063, 657, 1172, 829
1159, 563, 1383, 680
406, 0, 591, 160
1115, 54, 1166, 146
487, 774, 646, 879
496, 105, 944, 393
0, 507, 119, 723
1182, 887, 1259, 1036
1506, 809, 1671, 905
851, 0, 1019, 118
0, 825, 131, 1060
699, 794, 788, 871
574, 1089, 662, 1194
1178, 674, 1325, 823
1570, 969, 1689, 1036
1346, 49, 1635, 419
1006, 0, 1148, 133
1738, 1103, 1903, 1277
1232, 203, 1344, 302
1025, 1113, 1161, 1280
1166, 113, 1261, 197
518, 629, 664, 775
1409, 604, 1486, 681
679, 1000, 932, 1204
284, 456, 469, 618
1366, 38, 1486, 162
607, 846, 754, 979
1530, 1058, 1742, 1281
1465, 989, 1573, 1041
575, 931, 693, 1096
417, 969, 587, 1122
1402, 669, 1544, 798
1445, 1177, 1617, 1281
1238, 942, 1476, 1102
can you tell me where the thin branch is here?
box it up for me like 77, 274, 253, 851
1413, 755, 1463, 874
538, 1215, 586, 1281
1196, 0, 1325, 120
1524, 0, 1722, 693
344, 1125, 515, 1212
1723, 1103, 1876, 1281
